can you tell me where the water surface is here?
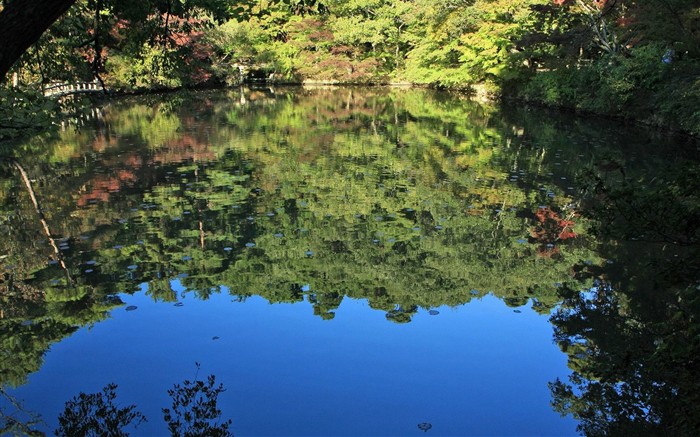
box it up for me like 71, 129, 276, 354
1, 87, 697, 435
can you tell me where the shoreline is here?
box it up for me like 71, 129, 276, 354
89, 81, 699, 141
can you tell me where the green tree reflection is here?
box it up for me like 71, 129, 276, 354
1, 88, 603, 389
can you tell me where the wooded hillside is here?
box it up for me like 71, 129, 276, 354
1, 0, 699, 134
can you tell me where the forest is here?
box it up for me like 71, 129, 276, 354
0, 0, 699, 137
1, 1, 700, 436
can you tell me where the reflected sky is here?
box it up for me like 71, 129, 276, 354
8, 285, 576, 436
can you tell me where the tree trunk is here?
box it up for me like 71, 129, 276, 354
0, 0, 77, 82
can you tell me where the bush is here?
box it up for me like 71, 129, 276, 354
510, 43, 700, 135
106, 47, 184, 91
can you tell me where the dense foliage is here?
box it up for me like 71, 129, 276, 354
1, 0, 698, 135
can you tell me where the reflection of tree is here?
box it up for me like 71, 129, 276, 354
549, 161, 700, 436
385, 304, 418, 324
528, 207, 577, 258
550, 279, 700, 435
1, 87, 604, 386
51, 365, 232, 437
1, 387, 45, 436
0, 316, 77, 388
163, 365, 232, 437
11, 160, 72, 282
55, 384, 146, 437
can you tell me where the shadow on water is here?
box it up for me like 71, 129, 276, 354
0, 87, 698, 434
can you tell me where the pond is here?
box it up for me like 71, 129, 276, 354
1, 87, 698, 436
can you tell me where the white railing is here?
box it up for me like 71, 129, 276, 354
44, 81, 104, 97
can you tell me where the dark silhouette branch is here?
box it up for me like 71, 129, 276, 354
0, 0, 78, 81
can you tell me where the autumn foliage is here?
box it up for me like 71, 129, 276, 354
530, 207, 577, 257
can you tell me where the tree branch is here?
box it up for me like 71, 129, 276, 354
0, 0, 78, 81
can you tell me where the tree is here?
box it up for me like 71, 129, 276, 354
0, 0, 78, 81
0, 0, 323, 85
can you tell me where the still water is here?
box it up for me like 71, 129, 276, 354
1, 87, 698, 436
